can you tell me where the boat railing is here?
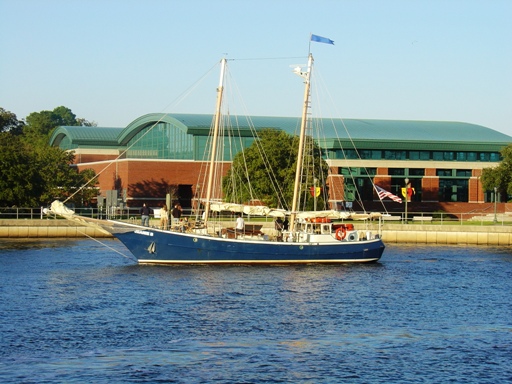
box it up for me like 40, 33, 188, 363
1, 206, 512, 226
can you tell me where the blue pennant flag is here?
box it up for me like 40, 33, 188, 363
311, 34, 334, 45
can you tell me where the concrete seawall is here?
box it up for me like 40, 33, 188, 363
0, 220, 112, 238
381, 224, 512, 245
1, 220, 512, 245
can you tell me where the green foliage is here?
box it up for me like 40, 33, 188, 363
0, 108, 25, 135
0, 133, 39, 205
222, 129, 329, 210
481, 144, 512, 199
23, 106, 95, 144
0, 106, 98, 207
70, 168, 100, 207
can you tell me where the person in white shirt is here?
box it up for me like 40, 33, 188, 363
235, 213, 244, 236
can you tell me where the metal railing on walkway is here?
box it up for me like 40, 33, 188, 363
1, 206, 512, 226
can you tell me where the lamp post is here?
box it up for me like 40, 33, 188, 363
404, 177, 409, 224
493, 186, 498, 224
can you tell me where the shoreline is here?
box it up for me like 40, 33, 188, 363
1, 219, 512, 245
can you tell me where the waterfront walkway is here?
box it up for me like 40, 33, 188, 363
2, 219, 512, 245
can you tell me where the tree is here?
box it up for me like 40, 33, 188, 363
70, 168, 100, 207
23, 106, 95, 145
0, 106, 98, 207
481, 144, 512, 201
0, 132, 88, 206
0, 108, 24, 135
33, 146, 79, 204
0, 133, 39, 205
222, 129, 329, 210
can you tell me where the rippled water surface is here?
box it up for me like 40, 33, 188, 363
1, 239, 511, 383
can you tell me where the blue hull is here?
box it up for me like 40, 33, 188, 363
114, 229, 385, 264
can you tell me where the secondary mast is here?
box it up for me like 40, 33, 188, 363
203, 58, 227, 225
289, 53, 313, 232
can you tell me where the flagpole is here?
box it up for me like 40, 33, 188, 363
404, 178, 409, 224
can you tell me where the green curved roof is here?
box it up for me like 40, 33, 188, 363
117, 114, 190, 145
49, 113, 511, 152
50, 126, 123, 148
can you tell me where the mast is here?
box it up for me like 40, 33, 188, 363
203, 58, 227, 225
290, 53, 313, 232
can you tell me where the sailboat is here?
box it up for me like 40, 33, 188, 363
51, 51, 385, 264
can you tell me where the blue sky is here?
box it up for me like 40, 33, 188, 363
1, 0, 511, 136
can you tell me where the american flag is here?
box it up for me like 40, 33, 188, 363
375, 185, 403, 203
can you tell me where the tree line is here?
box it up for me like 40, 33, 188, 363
0, 106, 97, 207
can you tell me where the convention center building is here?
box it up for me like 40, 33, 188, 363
49, 113, 511, 213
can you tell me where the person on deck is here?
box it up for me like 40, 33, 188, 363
160, 204, 169, 230
235, 213, 244, 237
275, 217, 284, 241
171, 204, 182, 229
283, 217, 289, 231
140, 203, 150, 226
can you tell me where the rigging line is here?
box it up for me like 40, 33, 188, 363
228, 56, 306, 61
230, 114, 256, 203
310, 76, 334, 209
314, 69, 389, 214
81, 231, 137, 262
58, 219, 138, 261
223, 71, 257, 204
64, 61, 221, 205
226, 67, 289, 209
159, 61, 220, 113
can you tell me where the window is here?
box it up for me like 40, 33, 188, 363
384, 150, 407, 160
456, 169, 472, 177
438, 179, 469, 202
389, 168, 405, 176
339, 167, 376, 176
409, 169, 425, 176
340, 167, 357, 176
436, 169, 453, 177
479, 153, 490, 161
490, 152, 501, 162
410, 151, 430, 160
337, 149, 358, 159
128, 122, 194, 160
367, 150, 382, 159
364, 168, 377, 176
344, 176, 375, 201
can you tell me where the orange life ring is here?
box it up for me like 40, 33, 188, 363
335, 226, 347, 241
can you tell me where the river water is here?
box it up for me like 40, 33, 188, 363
0, 239, 511, 383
